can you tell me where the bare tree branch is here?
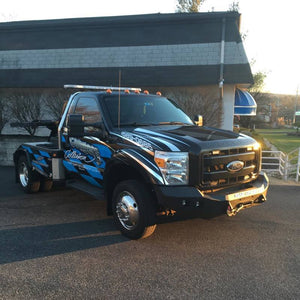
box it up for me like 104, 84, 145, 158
41, 89, 70, 120
162, 88, 223, 127
0, 95, 9, 134
176, 0, 205, 13
7, 89, 43, 135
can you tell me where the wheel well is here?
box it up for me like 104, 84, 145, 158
105, 164, 156, 215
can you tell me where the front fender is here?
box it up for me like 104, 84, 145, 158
103, 149, 164, 216
105, 148, 164, 186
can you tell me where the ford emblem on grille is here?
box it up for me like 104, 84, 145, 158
226, 160, 244, 173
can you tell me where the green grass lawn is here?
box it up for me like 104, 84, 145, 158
255, 128, 300, 153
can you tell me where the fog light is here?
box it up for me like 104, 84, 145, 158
212, 150, 220, 155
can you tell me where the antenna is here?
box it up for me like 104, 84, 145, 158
118, 71, 121, 129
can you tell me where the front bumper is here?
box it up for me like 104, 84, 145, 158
154, 172, 269, 214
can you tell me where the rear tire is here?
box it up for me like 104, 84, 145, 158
112, 180, 157, 239
40, 179, 53, 192
17, 155, 40, 193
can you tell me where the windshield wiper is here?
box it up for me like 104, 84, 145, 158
116, 121, 192, 127
157, 121, 191, 125
117, 122, 154, 127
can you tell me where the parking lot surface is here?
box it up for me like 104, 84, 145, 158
0, 166, 299, 299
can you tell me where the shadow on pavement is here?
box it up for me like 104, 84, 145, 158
0, 219, 127, 264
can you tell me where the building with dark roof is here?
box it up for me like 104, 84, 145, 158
0, 12, 253, 130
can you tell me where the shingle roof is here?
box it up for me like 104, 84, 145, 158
0, 12, 253, 88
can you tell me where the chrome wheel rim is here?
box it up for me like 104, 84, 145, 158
19, 162, 29, 187
116, 191, 139, 230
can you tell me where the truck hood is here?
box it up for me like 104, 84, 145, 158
120, 125, 257, 154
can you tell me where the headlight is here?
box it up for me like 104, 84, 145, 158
154, 151, 189, 185
247, 142, 261, 151
253, 142, 261, 151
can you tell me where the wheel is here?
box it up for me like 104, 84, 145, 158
40, 179, 53, 192
17, 155, 40, 193
112, 180, 157, 239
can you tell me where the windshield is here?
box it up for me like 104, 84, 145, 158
103, 95, 193, 127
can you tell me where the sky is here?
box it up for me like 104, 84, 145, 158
1, 0, 300, 95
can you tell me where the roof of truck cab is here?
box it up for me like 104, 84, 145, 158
73, 91, 160, 98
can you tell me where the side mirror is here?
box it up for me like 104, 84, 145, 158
194, 115, 203, 127
67, 114, 84, 137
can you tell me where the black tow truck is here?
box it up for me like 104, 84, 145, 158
12, 85, 269, 239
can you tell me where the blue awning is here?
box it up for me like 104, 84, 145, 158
234, 89, 257, 116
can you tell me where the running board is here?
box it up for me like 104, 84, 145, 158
67, 179, 105, 200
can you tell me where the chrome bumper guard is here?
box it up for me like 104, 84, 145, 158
202, 172, 269, 216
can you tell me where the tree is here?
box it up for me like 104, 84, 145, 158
294, 121, 300, 133
42, 89, 70, 120
228, 1, 240, 12
163, 88, 223, 128
227, 1, 248, 40
278, 106, 294, 125
7, 89, 42, 135
176, 0, 205, 13
0, 13, 18, 22
249, 71, 267, 98
0, 97, 9, 135
0, 90, 10, 135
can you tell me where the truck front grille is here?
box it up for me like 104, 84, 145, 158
200, 146, 260, 189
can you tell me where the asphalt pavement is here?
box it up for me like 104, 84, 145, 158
0, 166, 299, 299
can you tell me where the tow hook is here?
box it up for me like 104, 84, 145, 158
227, 195, 267, 216
226, 204, 244, 217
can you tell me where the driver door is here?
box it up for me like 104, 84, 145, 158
63, 96, 111, 188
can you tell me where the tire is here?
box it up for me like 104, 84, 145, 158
17, 155, 40, 193
40, 179, 53, 192
112, 180, 157, 239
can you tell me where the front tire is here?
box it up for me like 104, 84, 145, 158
112, 180, 157, 239
17, 155, 40, 193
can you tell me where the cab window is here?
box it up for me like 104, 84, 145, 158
74, 98, 101, 124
